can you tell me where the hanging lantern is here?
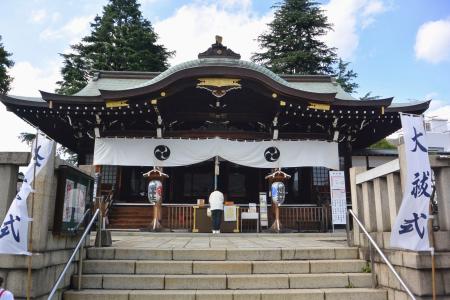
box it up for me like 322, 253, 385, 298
148, 180, 163, 203
271, 181, 285, 205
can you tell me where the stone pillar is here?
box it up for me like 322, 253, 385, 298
362, 181, 376, 232
397, 144, 407, 193
386, 173, 402, 230
29, 145, 57, 252
373, 177, 390, 232
0, 152, 30, 218
350, 166, 366, 246
434, 167, 450, 231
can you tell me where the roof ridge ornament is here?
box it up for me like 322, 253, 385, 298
198, 35, 241, 59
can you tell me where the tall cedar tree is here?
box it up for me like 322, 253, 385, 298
253, 0, 336, 75
335, 58, 358, 94
0, 35, 14, 95
56, 0, 173, 95
253, 0, 358, 93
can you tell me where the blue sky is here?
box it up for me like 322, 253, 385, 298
0, 0, 449, 151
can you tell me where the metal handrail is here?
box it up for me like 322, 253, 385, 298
70, 209, 91, 233
48, 208, 100, 300
347, 209, 416, 300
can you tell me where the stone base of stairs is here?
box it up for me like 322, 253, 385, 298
64, 288, 387, 300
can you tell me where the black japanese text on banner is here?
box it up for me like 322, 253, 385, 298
0, 136, 54, 255
390, 113, 431, 251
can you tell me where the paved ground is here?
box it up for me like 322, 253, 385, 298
96, 231, 349, 249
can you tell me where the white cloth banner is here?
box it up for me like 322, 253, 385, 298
390, 114, 431, 251
0, 136, 54, 255
93, 138, 339, 170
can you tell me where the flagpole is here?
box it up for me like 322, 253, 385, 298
429, 202, 437, 300
26, 129, 39, 300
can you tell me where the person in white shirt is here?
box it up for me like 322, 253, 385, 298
209, 190, 224, 233
0, 277, 14, 300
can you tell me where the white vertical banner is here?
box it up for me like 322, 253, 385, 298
390, 114, 431, 251
0, 135, 54, 255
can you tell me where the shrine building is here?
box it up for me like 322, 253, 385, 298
0, 38, 429, 231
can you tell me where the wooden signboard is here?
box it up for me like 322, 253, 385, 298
53, 165, 94, 235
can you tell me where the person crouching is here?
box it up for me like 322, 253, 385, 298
209, 190, 224, 234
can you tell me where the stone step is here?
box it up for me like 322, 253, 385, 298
64, 288, 387, 300
86, 247, 359, 261
83, 259, 367, 275
72, 273, 373, 290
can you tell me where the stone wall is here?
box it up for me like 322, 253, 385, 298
350, 144, 450, 299
0, 150, 91, 300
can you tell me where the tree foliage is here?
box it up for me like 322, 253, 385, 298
56, 0, 173, 95
360, 92, 381, 100
335, 59, 359, 94
252, 0, 358, 93
0, 35, 14, 95
253, 0, 336, 75
369, 138, 396, 150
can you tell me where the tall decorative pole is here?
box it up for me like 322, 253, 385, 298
144, 168, 169, 231
265, 169, 290, 233
26, 129, 39, 300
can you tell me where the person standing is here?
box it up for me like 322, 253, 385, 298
209, 190, 224, 234
0, 277, 14, 300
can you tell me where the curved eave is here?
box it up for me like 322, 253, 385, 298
98, 65, 337, 103
0, 94, 47, 108
385, 100, 431, 113
334, 97, 393, 107
40, 91, 104, 103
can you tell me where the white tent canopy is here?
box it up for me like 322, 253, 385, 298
93, 137, 339, 170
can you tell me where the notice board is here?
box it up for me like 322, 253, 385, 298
329, 171, 347, 225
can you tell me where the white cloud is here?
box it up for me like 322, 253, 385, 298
31, 9, 47, 23
0, 61, 62, 151
0, 104, 34, 152
321, 0, 387, 60
415, 18, 450, 64
40, 15, 93, 44
9, 61, 61, 96
154, 2, 272, 65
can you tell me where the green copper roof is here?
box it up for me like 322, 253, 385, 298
74, 58, 357, 101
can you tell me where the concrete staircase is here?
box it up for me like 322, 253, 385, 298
64, 247, 387, 300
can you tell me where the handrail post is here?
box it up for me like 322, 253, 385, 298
77, 237, 84, 290
368, 242, 376, 288
97, 207, 102, 247
345, 209, 351, 247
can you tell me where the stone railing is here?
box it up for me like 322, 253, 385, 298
350, 144, 450, 299
0, 150, 94, 300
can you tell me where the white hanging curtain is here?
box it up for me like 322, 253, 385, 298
93, 137, 339, 170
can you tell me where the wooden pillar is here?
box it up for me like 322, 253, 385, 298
342, 142, 353, 203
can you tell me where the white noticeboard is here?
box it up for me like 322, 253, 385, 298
259, 192, 269, 227
329, 171, 347, 225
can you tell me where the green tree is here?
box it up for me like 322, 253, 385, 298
252, 0, 358, 93
369, 138, 396, 150
0, 35, 14, 95
335, 59, 358, 94
360, 92, 381, 100
252, 0, 337, 75
56, 0, 173, 95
